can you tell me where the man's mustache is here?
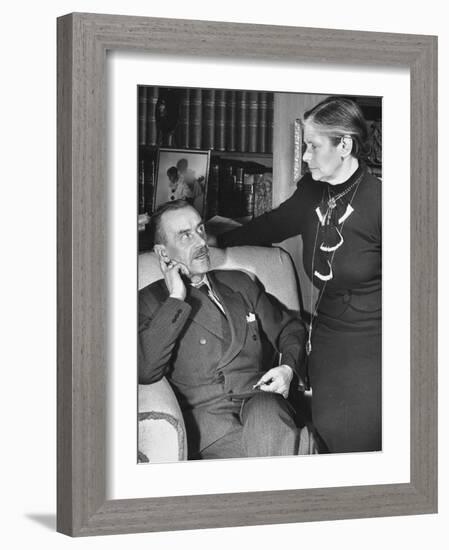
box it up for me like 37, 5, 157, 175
193, 246, 209, 259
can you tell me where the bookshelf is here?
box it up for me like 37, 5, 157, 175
138, 87, 382, 254
138, 86, 275, 251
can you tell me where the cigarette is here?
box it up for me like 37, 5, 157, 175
253, 378, 272, 389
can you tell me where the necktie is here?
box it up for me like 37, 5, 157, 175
197, 283, 226, 316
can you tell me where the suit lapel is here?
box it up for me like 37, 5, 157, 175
209, 273, 248, 369
187, 286, 228, 340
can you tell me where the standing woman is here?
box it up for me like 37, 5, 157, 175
217, 97, 381, 454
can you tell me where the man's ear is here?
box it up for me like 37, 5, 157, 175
154, 244, 169, 262
339, 135, 353, 158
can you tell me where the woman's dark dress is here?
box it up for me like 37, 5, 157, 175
218, 164, 381, 453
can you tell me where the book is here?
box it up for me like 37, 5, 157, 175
202, 89, 216, 149
215, 89, 227, 151
254, 172, 273, 217
258, 92, 268, 153
190, 88, 203, 149
204, 215, 242, 237
266, 93, 274, 154
235, 166, 244, 194
225, 90, 237, 151
178, 88, 190, 148
146, 87, 159, 147
219, 164, 236, 218
243, 173, 255, 217
138, 87, 147, 146
206, 162, 220, 219
236, 91, 248, 152
247, 92, 259, 153
235, 165, 245, 217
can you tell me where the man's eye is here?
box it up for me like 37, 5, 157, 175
181, 233, 191, 241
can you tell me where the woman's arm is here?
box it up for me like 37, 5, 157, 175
217, 185, 304, 247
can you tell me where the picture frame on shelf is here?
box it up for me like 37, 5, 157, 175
153, 148, 210, 217
57, 12, 437, 537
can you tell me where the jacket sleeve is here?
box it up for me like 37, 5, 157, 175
138, 293, 192, 384
217, 185, 304, 247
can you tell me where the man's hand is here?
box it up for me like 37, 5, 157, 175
159, 257, 190, 301
254, 365, 294, 399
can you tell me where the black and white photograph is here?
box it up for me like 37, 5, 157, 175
137, 85, 383, 463
153, 148, 210, 216
3, 0, 442, 545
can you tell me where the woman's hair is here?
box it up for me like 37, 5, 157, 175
166, 166, 178, 181
303, 97, 370, 159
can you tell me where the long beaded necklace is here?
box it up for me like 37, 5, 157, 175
305, 169, 364, 356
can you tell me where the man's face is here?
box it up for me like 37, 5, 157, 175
158, 206, 210, 277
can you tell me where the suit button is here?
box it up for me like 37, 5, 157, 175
199, 338, 207, 345
252, 335, 257, 341
343, 292, 351, 304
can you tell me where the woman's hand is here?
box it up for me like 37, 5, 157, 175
207, 234, 218, 246
254, 365, 294, 399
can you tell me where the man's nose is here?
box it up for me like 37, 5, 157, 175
195, 232, 206, 245
303, 148, 311, 162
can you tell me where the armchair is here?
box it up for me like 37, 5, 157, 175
138, 246, 315, 462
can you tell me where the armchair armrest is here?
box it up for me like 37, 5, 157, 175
138, 378, 187, 462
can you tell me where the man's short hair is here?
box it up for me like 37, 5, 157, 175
149, 199, 193, 245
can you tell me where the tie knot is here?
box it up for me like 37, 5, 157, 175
197, 283, 209, 295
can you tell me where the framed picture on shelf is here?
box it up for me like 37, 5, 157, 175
153, 148, 210, 217
57, 12, 437, 537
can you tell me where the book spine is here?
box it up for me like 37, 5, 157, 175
257, 92, 268, 153
263, 173, 273, 212
254, 173, 273, 217
266, 93, 274, 154
243, 173, 255, 218
215, 89, 226, 151
206, 162, 220, 218
202, 89, 216, 149
219, 164, 235, 218
236, 91, 248, 152
146, 87, 159, 147
235, 166, 244, 194
143, 158, 156, 215
138, 87, 147, 146
139, 159, 145, 212
247, 92, 259, 153
190, 89, 203, 149
225, 90, 237, 151
178, 88, 190, 148
235, 166, 245, 217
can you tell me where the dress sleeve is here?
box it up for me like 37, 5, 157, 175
217, 183, 305, 247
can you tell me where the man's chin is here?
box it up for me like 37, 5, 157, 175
191, 255, 210, 273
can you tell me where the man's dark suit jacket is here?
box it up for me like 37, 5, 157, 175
139, 270, 306, 456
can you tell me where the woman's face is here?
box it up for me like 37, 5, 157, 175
302, 122, 345, 184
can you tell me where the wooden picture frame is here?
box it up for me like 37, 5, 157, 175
154, 148, 210, 217
57, 13, 437, 536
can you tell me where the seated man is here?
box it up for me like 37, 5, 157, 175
139, 199, 308, 460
